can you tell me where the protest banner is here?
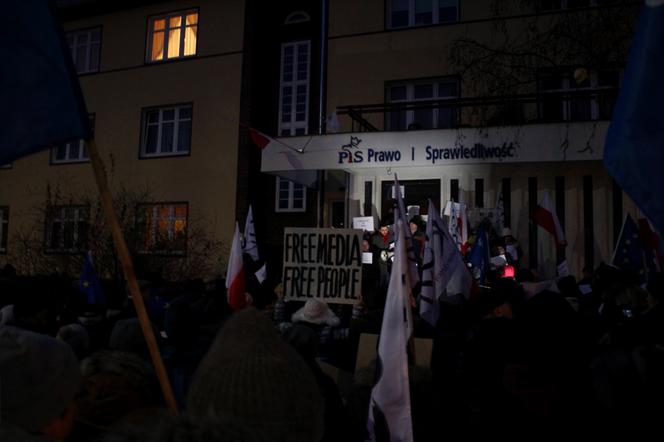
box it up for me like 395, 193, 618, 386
283, 228, 363, 304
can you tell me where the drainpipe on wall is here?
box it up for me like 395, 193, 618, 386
316, 0, 328, 227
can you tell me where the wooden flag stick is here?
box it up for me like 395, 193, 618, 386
86, 138, 179, 415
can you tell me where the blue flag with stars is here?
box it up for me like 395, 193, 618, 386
612, 215, 647, 283
80, 251, 105, 305
604, 1, 664, 239
468, 223, 490, 284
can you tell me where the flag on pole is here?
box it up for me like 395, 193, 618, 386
531, 191, 567, 248
226, 222, 248, 310
248, 127, 271, 150
0, 0, 90, 165
242, 205, 260, 261
494, 190, 505, 234
613, 214, 647, 283
468, 223, 490, 284
420, 200, 466, 327
393, 174, 420, 294
445, 201, 468, 251
367, 220, 413, 442
604, 1, 664, 238
242, 205, 267, 284
637, 217, 663, 277
80, 251, 105, 305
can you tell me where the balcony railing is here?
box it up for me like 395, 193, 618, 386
335, 89, 618, 132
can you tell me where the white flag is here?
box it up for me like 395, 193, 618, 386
444, 200, 468, 251
367, 220, 413, 442
242, 205, 260, 262
420, 200, 466, 327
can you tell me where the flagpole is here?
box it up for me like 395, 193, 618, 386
86, 138, 179, 415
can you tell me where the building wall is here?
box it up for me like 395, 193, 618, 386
0, 0, 245, 278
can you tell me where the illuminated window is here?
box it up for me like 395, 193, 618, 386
137, 203, 188, 254
275, 177, 306, 212
387, 0, 458, 29
147, 10, 198, 62
66, 28, 101, 74
279, 41, 310, 136
140, 104, 192, 158
45, 206, 89, 253
0, 207, 8, 253
51, 115, 95, 164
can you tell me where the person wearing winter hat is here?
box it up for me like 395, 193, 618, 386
57, 323, 90, 360
187, 307, 323, 442
291, 299, 340, 327
0, 325, 81, 440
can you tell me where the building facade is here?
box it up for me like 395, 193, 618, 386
258, 0, 642, 279
0, 0, 245, 279
0, 0, 643, 282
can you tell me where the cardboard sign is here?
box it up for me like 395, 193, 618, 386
283, 228, 363, 304
352, 216, 375, 232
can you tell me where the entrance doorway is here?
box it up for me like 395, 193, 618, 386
380, 179, 440, 223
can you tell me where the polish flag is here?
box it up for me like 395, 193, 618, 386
248, 127, 271, 149
532, 191, 567, 248
226, 222, 248, 310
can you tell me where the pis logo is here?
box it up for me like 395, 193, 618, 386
338, 136, 364, 163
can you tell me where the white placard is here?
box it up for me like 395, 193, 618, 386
352, 216, 375, 232
362, 252, 373, 264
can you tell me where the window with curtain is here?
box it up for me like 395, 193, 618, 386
140, 104, 193, 158
66, 27, 101, 74
51, 114, 95, 164
147, 10, 198, 62
136, 203, 188, 254
45, 206, 89, 253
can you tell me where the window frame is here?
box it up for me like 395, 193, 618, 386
44, 205, 89, 255
537, 0, 616, 12
0, 206, 8, 254
386, 77, 459, 130
146, 9, 199, 63
139, 103, 193, 159
275, 177, 307, 213
386, 0, 459, 29
136, 202, 189, 255
278, 40, 311, 137
51, 114, 95, 165
538, 68, 620, 122
66, 26, 102, 74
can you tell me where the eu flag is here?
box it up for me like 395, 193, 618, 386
0, 0, 90, 165
468, 223, 490, 283
80, 251, 105, 305
604, 2, 664, 238
612, 215, 646, 283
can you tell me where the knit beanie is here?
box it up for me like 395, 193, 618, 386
0, 325, 81, 432
187, 308, 323, 442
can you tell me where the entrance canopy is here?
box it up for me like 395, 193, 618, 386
261, 122, 607, 177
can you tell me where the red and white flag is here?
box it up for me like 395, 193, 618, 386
532, 191, 567, 248
226, 222, 248, 310
248, 127, 271, 150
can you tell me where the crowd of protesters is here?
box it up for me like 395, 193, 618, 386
1, 209, 664, 440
